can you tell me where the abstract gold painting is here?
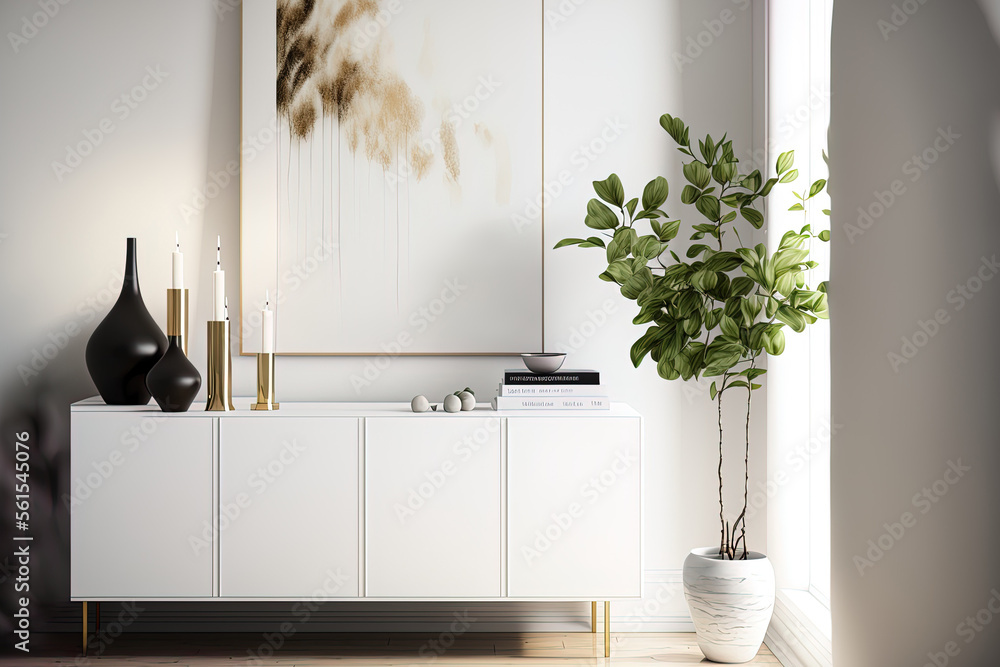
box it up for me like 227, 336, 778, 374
241, 0, 543, 354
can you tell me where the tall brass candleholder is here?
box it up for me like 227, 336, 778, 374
205, 320, 235, 411
251, 353, 279, 410
166, 288, 189, 355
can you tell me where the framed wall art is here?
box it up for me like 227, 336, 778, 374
241, 0, 543, 354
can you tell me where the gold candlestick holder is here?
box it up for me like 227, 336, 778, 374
166, 288, 189, 356
251, 352, 279, 410
205, 320, 235, 411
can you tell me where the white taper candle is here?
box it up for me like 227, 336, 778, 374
171, 231, 183, 289
262, 289, 274, 353
213, 235, 225, 321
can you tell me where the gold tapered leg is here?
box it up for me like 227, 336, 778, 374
604, 601, 610, 657
591, 601, 597, 633
82, 601, 88, 656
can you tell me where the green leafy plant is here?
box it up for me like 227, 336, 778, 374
556, 114, 829, 560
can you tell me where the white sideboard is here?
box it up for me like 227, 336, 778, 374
70, 399, 642, 654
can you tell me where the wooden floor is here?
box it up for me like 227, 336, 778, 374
2, 632, 778, 665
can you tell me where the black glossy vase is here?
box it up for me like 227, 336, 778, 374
85, 238, 168, 405
146, 336, 201, 412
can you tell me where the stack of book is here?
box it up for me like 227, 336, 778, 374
491, 369, 609, 410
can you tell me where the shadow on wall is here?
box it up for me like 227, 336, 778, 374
0, 5, 241, 640
831, 0, 1000, 665
0, 336, 92, 636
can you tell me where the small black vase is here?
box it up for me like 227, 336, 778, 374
146, 336, 201, 412
85, 238, 168, 405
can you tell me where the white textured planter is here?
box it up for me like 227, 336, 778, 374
683, 547, 776, 663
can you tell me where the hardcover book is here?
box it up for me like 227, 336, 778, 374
491, 395, 610, 410
499, 383, 606, 397
502, 369, 600, 385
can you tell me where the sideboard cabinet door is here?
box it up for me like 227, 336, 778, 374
365, 416, 501, 597
70, 413, 214, 598
219, 417, 360, 597
507, 417, 642, 598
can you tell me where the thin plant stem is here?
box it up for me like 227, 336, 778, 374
718, 388, 726, 558
741, 368, 752, 559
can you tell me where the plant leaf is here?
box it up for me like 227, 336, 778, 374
621, 267, 654, 300
702, 134, 717, 164
642, 176, 669, 211
594, 174, 625, 208
625, 197, 638, 219
585, 198, 620, 230
775, 272, 796, 296
763, 327, 786, 355
614, 226, 638, 253
730, 276, 755, 296
735, 248, 758, 267
687, 243, 712, 259
630, 327, 663, 367
742, 208, 764, 229
774, 248, 810, 273
683, 161, 712, 189
691, 268, 719, 292
721, 193, 744, 207
658, 219, 681, 242
695, 195, 721, 221
775, 305, 807, 332
633, 236, 663, 260
604, 261, 634, 284
712, 162, 738, 185
681, 185, 702, 205
659, 114, 689, 146
606, 237, 627, 263
776, 150, 794, 175
759, 177, 779, 197
740, 297, 760, 327
779, 169, 799, 184
720, 314, 740, 339
742, 170, 762, 192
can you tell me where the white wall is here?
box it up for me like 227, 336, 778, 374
0, 0, 762, 634
831, 0, 1000, 665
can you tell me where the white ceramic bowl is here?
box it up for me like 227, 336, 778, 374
520, 353, 566, 374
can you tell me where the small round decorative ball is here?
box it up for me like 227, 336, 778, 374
458, 391, 476, 411
411, 395, 430, 413
443, 394, 462, 413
